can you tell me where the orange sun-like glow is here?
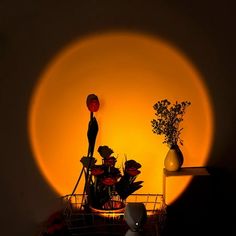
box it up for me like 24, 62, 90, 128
29, 32, 214, 204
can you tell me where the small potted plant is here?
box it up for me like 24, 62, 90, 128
151, 99, 191, 171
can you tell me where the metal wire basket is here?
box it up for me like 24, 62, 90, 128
62, 193, 166, 236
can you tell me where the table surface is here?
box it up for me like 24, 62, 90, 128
163, 166, 210, 177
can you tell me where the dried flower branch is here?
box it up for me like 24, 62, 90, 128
151, 99, 191, 147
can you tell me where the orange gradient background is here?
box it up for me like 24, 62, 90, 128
29, 32, 214, 204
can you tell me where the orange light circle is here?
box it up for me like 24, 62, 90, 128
29, 32, 214, 204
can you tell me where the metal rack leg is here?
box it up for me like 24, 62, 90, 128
162, 172, 166, 206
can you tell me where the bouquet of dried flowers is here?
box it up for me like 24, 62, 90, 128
87, 146, 143, 210
151, 99, 191, 147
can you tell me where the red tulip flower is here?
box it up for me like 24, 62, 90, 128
125, 160, 141, 176
86, 94, 100, 112
91, 166, 104, 176
102, 176, 117, 186
126, 168, 141, 177
125, 160, 141, 170
97, 145, 114, 159
104, 156, 117, 167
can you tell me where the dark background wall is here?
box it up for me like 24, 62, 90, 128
1, 1, 236, 235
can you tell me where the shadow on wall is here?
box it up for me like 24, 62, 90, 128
164, 167, 235, 236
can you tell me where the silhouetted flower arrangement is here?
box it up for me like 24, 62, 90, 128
87, 145, 143, 210
72, 94, 143, 211
151, 99, 191, 147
